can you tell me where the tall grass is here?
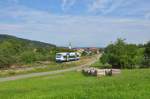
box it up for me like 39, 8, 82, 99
0, 69, 150, 99
0, 55, 95, 77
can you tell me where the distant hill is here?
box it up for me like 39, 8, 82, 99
0, 34, 77, 68
0, 34, 56, 48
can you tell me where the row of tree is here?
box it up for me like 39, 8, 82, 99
101, 39, 150, 69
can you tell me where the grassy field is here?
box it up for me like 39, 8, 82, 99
0, 69, 150, 99
0, 55, 96, 77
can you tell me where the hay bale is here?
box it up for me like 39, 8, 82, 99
96, 69, 106, 77
82, 68, 121, 77
82, 68, 96, 75
105, 69, 112, 76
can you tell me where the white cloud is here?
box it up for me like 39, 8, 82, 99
0, 7, 150, 46
88, 0, 108, 13
88, 0, 141, 16
0, 1, 150, 47
88, 0, 124, 14
61, 0, 76, 12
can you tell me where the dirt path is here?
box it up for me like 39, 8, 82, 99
0, 54, 101, 82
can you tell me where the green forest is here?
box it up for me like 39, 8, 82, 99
0, 34, 72, 68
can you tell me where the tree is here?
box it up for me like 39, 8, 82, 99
101, 39, 144, 69
143, 41, 150, 67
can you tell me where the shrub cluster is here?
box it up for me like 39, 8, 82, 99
0, 39, 56, 68
101, 39, 149, 69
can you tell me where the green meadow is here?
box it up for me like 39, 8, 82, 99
0, 69, 150, 99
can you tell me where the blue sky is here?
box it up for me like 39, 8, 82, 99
0, 0, 150, 47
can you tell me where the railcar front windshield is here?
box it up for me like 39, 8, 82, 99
56, 54, 62, 58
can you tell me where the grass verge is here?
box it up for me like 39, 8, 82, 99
0, 69, 150, 99
0, 55, 97, 77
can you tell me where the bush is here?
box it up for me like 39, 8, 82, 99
0, 55, 15, 68
91, 61, 112, 69
91, 61, 102, 68
101, 39, 144, 69
19, 51, 37, 64
141, 59, 150, 68
8, 70, 16, 75
100, 63, 112, 69
35, 53, 48, 61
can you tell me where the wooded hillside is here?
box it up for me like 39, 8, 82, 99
0, 34, 58, 68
